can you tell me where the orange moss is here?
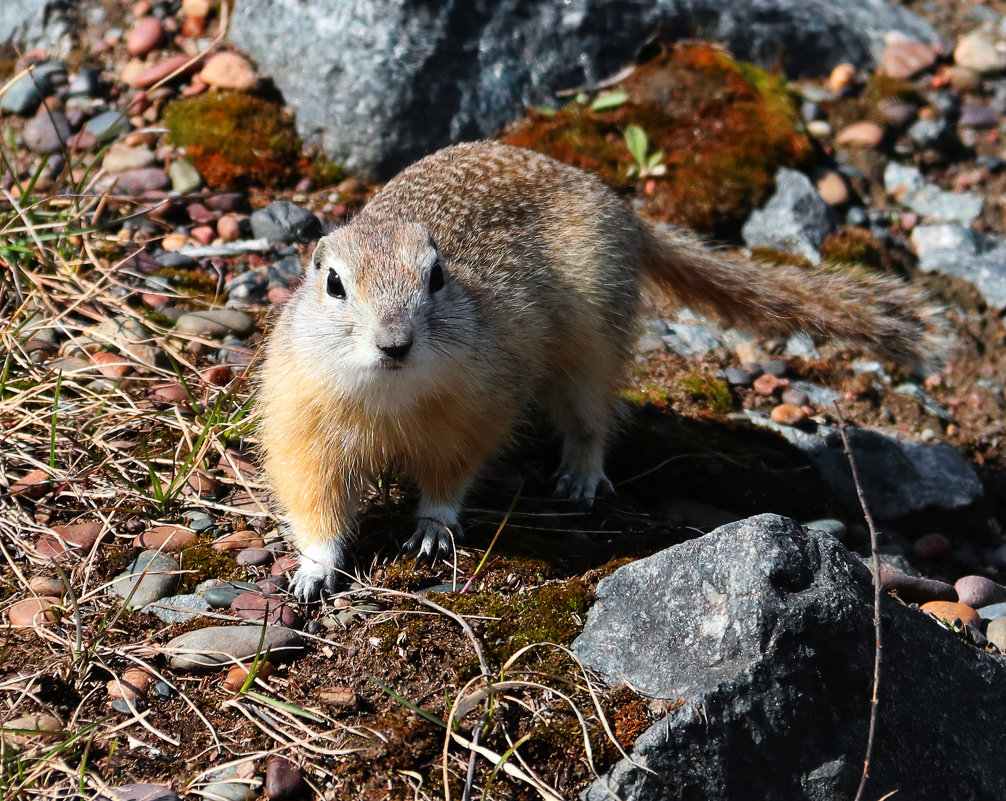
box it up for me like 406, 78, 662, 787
503, 43, 813, 238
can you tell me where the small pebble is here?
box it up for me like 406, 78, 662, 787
912, 532, 952, 561
881, 40, 937, 79
113, 168, 171, 195
128, 54, 197, 89
264, 757, 306, 801
199, 52, 256, 90
222, 661, 274, 692
90, 351, 132, 379
82, 109, 131, 142
724, 367, 755, 387
956, 575, 1006, 608
28, 576, 64, 596
126, 17, 164, 56
165, 625, 304, 670
762, 359, 788, 377
213, 530, 265, 552
3, 714, 63, 745
958, 103, 998, 129
753, 374, 788, 396
135, 525, 197, 551
148, 593, 212, 624
168, 159, 202, 193
836, 121, 884, 148
237, 547, 273, 566
110, 698, 140, 715
815, 170, 849, 206
8, 596, 61, 628
231, 592, 301, 627
803, 519, 847, 540
954, 32, 1006, 74
769, 403, 808, 426
780, 388, 808, 406
108, 784, 180, 801
107, 668, 153, 700
879, 570, 956, 603
828, 63, 856, 93
22, 110, 71, 153
103, 143, 157, 174
174, 309, 254, 338
203, 580, 259, 608
919, 600, 981, 628
111, 551, 181, 610
186, 511, 215, 531
987, 617, 1006, 651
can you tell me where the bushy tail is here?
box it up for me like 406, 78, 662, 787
640, 223, 946, 365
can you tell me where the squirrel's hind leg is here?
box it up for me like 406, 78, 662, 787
544, 370, 620, 505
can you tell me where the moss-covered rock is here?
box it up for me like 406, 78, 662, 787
162, 91, 303, 189
503, 43, 813, 239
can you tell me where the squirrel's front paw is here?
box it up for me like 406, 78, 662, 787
403, 517, 461, 565
554, 470, 614, 506
290, 541, 344, 602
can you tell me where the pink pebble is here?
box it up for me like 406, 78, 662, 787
912, 532, 952, 561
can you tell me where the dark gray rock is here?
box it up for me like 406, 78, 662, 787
741, 168, 838, 263
911, 225, 1006, 310
745, 413, 982, 520
22, 110, 71, 154
229, 0, 939, 178
250, 200, 322, 243
575, 514, 1006, 801
0, 61, 66, 115
163, 625, 305, 670
82, 110, 132, 142
111, 551, 181, 610
146, 593, 211, 624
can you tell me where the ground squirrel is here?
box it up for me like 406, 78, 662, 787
260, 140, 940, 601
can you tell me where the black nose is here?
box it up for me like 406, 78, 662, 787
378, 337, 413, 361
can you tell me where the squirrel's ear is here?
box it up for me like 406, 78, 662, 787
311, 248, 323, 269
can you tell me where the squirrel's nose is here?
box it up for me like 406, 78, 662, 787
377, 336, 413, 361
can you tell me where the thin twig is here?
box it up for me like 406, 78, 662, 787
833, 403, 883, 801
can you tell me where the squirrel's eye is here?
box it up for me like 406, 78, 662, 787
429, 260, 445, 293
326, 269, 346, 299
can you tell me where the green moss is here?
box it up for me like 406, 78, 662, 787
162, 91, 302, 189
679, 371, 734, 415
427, 579, 593, 668
503, 43, 813, 238
310, 155, 344, 187
863, 72, 922, 107
620, 386, 670, 409
819, 228, 887, 271
177, 542, 241, 592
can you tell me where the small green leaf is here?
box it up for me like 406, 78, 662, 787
624, 125, 648, 165
530, 105, 557, 116
647, 150, 665, 169
590, 91, 628, 112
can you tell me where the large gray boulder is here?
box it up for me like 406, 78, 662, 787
0, 0, 75, 52
574, 514, 1006, 801
228, 0, 940, 178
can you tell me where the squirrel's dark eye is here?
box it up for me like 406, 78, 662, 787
326, 269, 346, 299
429, 260, 445, 293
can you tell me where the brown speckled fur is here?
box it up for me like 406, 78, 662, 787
260, 141, 941, 599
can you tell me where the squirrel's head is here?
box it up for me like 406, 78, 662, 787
290, 218, 479, 411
